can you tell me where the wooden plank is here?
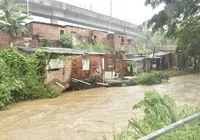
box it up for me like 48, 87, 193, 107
96, 82, 109, 86
71, 78, 91, 86
55, 82, 65, 89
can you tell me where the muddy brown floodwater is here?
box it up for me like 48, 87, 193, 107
1, 74, 200, 140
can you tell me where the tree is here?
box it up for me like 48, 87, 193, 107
145, 0, 200, 70
0, 0, 30, 47
176, 16, 200, 70
135, 26, 176, 52
60, 33, 73, 48
145, 0, 200, 37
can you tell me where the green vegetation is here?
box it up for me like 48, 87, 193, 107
132, 70, 192, 85
160, 70, 192, 77
60, 33, 73, 48
145, 0, 198, 37
136, 26, 176, 51
113, 90, 200, 140
137, 47, 152, 55
144, 0, 200, 71
73, 43, 113, 53
39, 37, 54, 47
176, 17, 200, 71
132, 72, 169, 85
0, 0, 30, 46
0, 49, 57, 110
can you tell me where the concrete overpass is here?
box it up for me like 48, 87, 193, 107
16, 0, 141, 39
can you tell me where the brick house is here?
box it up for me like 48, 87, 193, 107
18, 46, 127, 88
71, 53, 104, 82
0, 22, 137, 52
104, 54, 127, 77
17, 46, 85, 88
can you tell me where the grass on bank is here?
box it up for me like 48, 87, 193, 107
132, 70, 192, 85
112, 90, 200, 140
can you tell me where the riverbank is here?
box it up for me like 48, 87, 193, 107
0, 74, 200, 140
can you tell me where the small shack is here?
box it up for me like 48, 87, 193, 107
124, 55, 151, 75
103, 54, 127, 79
148, 52, 171, 70
18, 46, 105, 90
71, 51, 105, 84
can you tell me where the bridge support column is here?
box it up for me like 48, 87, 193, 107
50, 17, 58, 24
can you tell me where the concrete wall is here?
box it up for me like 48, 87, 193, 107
15, 0, 141, 39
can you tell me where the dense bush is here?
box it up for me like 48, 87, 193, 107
132, 72, 169, 85
39, 37, 53, 47
73, 43, 113, 53
0, 49, 57, 110
161, 70, 192, 77
132, 70, 192, 85
60, 33, 73, 48
113, 90, 200, 140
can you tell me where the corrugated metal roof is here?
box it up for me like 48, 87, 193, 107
148, 52, 171, 58
124, 56, 150, 62
17, 46, 105, 55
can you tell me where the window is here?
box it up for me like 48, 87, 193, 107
71, 32, 77, 42
121, 37, 124, 44
128, 39, 132, 44
107, 33, 114, 40
32, 35, 39, 40
82, 59, 90, 71
60, 30, 64, 36
48, 59, 64, 70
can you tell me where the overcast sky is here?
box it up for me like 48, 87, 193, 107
56, 0, 163, 25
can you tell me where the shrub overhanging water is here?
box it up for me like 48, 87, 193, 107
0, 49, 57, 110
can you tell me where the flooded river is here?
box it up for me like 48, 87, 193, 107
0, 74, 200, 140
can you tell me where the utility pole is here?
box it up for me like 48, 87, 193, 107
27, 0, 29, 15
124, 17, 126, 35
109, 0, 112, 32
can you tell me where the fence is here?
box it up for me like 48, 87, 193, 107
139, 112, 200, 140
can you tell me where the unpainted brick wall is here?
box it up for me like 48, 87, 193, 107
65, 26, 91, 43
0, 32, 10, 47
30, 23, 65, 40
71, 55, 103, 81
92, 30, 107, 44
45, 59, 72, 86
104, 54, 127, 77
0, 22, 138, 53
171, 54, 179, 67
0, 32, 39, 47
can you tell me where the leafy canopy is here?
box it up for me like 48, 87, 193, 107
145, 0, 200, 70
0, 49, 57, 110
145, 0, 200, 36
0, 0, 30, 40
